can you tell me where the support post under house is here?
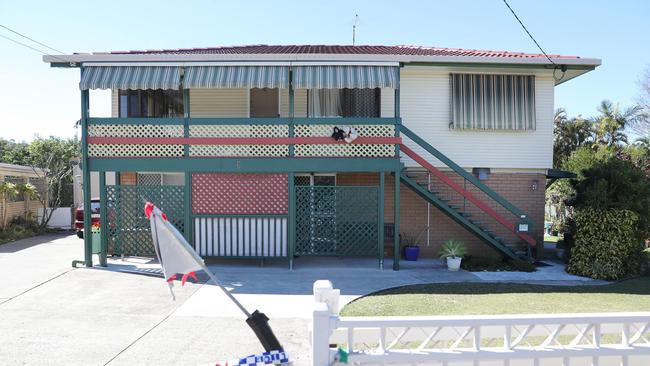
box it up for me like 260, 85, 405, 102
80, 67, 92, 268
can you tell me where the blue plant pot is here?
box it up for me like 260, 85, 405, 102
404, 246, 420, 261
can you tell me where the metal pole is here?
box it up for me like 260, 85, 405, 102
80, 67, 92, 268
183, 89, 192, 244
378, 172, 385, 269
393, 76, 401, 271
288, 172, 295, 270
393, 170, 400, 271
201, 262, 251, 318
99, 171, 107, 267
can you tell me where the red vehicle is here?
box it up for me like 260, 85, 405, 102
74, 198, 100, 238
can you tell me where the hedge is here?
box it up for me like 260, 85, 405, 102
567, 208, 645, 280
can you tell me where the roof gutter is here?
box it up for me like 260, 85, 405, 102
43, 53, 602, 68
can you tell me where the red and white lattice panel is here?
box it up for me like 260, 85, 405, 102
192, 173, 288, 215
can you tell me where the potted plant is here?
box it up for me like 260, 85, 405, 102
439, 239, 467, 271
401, 233, 420, 261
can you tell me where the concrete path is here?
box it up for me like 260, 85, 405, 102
0, 234, 603, 366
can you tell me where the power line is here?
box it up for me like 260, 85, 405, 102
501, 0, 555, 65
0, 23, 65, 54
0, 32, 69, 63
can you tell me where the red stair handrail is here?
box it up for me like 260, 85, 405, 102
400, 144, 536, 247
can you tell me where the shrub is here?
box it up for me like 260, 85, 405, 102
460, 256, 536, 272
567, 208, 645, 280
570, 156, 650, 236
509, 258, 536, 272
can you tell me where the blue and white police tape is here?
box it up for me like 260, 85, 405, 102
215, 350, 290, 366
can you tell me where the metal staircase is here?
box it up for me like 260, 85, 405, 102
397, 125, 536, 260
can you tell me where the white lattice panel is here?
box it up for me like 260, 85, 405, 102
189, 124, 289, 137
88, 124, 184, 137
294, 124, 394, 137
294, 144, 394, 157
88, 144, 184, 157
189, 145, 289, 157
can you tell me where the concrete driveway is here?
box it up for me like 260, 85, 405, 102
0, 233, 600, 366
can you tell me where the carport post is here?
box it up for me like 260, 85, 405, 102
288, 172, 295, 270
183, 89, 192, 244
80, 68, 92, 268
378, 172, 385, 270
393, 170, 400, 271
99, 171, 107, 266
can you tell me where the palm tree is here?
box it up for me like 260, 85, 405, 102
16, 183, 40, 221
635, 135, 650, 150
553, 109, 593, 168
0, 182, 18, 229
593, 100, 643, 148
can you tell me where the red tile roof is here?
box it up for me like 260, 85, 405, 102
108, 45, 580, 59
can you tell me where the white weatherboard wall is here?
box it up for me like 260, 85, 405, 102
400, 66, 555, 170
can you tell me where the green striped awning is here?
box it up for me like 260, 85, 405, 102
450, 74, 536, 130
292, 65, 399, 89
184, 66, 289, 88
79, 66, 181, 90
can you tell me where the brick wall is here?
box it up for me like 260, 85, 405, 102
337, 171, 545, 259
119, 172, 137, 185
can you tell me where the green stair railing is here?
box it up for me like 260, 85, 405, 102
398, 124, 536, 249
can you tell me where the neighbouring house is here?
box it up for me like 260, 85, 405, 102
0, 163, 46, 227
44, 45, 600, 269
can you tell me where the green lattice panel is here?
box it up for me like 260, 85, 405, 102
106, 185, 185, 256
295, 186, 378, 257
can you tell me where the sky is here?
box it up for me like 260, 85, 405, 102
0, 0, 648, 142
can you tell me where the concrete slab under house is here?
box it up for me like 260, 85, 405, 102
43, 44, 600, 270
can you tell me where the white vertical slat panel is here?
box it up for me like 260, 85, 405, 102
224, 217, 232, 256
262, 218, 269, 257
257, 218, 264, 256
270, 218, 277, 257
206, 218, 213, 256
237, 217, 244, 256
194, 217, 287, 257
199, 218, 205, 256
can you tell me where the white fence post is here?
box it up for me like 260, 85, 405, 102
312, 302, 332, 366
312, 280, 339, 366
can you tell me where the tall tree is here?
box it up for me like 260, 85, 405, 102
0, 139, 30, 165
632, 67, 650, 136
27, 136, 80, 228
592, 100, 642, 148
553, 108, 593, 168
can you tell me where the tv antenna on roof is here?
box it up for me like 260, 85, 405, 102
352, 14, 359, 46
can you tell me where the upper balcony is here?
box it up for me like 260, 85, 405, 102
81, 64, 403, 173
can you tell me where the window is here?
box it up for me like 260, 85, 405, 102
118, 90, 184, 118
294, 174, 336, 186
308, 88, 380, 118
250, 88, 279, 118
450, 74, 536, 130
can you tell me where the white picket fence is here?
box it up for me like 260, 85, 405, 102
311, 281, 650, 366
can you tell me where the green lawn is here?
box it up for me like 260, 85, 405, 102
341, 277, 650, 316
